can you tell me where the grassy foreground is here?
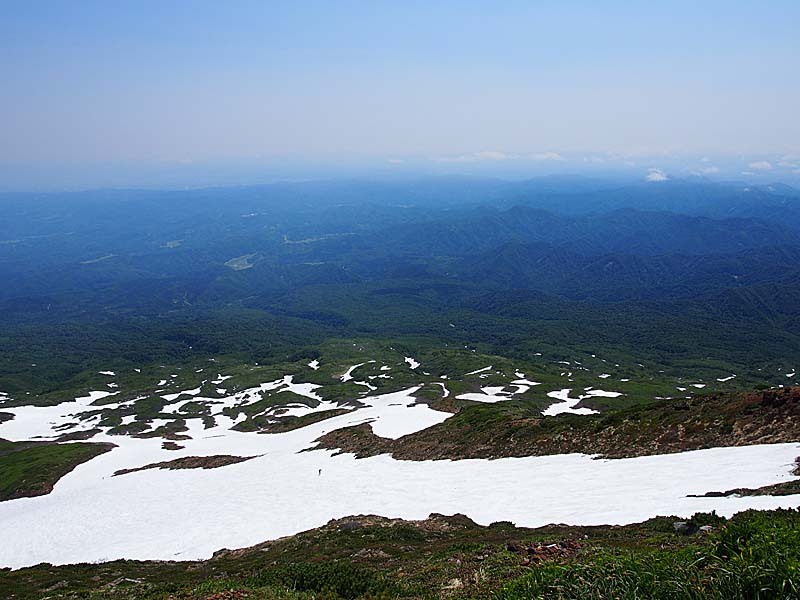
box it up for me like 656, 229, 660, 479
1, 509, 798, 599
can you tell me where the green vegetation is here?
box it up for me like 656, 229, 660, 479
1, 510, 798, 599
3, 180, 800, 403
497, 511, 800, 600
3, 177, 800, 597
0, 439, 113, 501
315, 386, 800, 461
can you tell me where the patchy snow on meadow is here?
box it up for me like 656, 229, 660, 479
456, 386, 511, 403
432, 382, 450, 398
464, 366, 492, 376
0, 373, 799, 569
341, 363, 366, 382
542, 388, 611, 416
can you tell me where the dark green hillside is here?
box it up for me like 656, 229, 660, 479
457, 243, 800, 301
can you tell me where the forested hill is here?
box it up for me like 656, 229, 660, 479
1, 176, 800, 395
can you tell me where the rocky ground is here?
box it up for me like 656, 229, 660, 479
113, 454, 257, 477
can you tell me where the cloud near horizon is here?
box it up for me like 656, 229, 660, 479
645, 168, 669, 182
433, 150, 565, 163
691, 166, 720, 175
529, 152, 565, 161
433, 151, 513, 163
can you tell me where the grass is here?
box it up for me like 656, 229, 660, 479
315, 385, 800, 461
495, 510, 800, 600
0, 439, 113, 501
1, 510, 798, 599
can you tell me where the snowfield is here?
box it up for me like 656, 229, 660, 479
0, 376, 799, 569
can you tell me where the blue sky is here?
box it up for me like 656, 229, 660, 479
1, 1, 799, 189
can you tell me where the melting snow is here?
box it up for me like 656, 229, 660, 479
77, 391, 118, 403
404, 357, 420, 370
353, 381, 377, 392
432, 382, 450, 398
541, 389, 622, 416
162, 387, 202, 402
464, 366, 492, 376
0, 376, 798, 570
456, 386, 510, 403
511, 377, 541, 386
543, 389, 597, 416
341, 363, 365, 382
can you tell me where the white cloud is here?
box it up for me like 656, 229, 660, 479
434, 155, 475, 163
387, 158, 405, 164
476, 151, 514, 160
691, 166, 720, 175
645, 168, 669, 182
748, 160, 773, 170
528, 151, 564, 161
434, 151, 515, 163
778, 160, 798, 169
741, 171, 755, 176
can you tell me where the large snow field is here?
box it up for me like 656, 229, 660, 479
0, 378, 799, 568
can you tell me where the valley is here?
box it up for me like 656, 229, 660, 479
2, 177, 800, 597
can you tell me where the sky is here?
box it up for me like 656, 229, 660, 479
1, 0, 799, 190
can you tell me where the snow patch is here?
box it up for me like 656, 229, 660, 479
464, 366, 492, 376
341, 363, 366, 383
404, 357, 420, 370
456, 386, 510, 404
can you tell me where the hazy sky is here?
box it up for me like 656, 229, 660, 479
1, 1, 799, 189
